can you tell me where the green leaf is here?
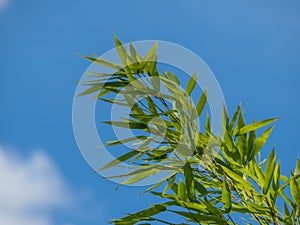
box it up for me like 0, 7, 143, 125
228, 104, 241, 131
290, 172, 300, 206
177, 179, 187, 201
223, 130, 238, 155
184, 163, 195, 201
249, 126, 274, 160
185, 71, 198, 96
77, 53, 122, 70
129, 42, 142, 62
168, 210, 222, 224
142, 175, 171, 194
273, 160, 281, 191
263, 148, 276, 194
283, 202, 292, 225
146, 96, 158, 115
122, 169, 160, 184
143, 41, 158, 62
295, 158, 300, 175
105, 135, 147, 146
163, 174, 176, 194
252, 159, 265, 187
113, 203, 168, 224
222, 181, 232, 212
239, 118, 279, 134
77, 85, 102, 97
247, 124, 256, 161
222, 105, 229, 135
164, 71, 180, 86
97, 150, 139, 171
194, 181, 207, 196
114, 34, 128, 66
221, 166, 254, 190
103, 121, 147, 130
195, 87, 208, 118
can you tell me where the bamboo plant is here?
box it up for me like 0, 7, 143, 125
78, 35, 300, 225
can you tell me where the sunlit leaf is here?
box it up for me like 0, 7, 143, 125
290, 172, 300, 206
185, 71, 198, 96
222, 181, 232, 212
239, 118, 279, 134
263, 148, 276, 194
195, 87, 208, 118
249, 126, 274, 160
97, 150, 139, 171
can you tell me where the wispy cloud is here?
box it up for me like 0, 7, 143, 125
0, 145, 73, 225
0, 0, 8, 11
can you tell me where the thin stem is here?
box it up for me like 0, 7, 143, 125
227, 214, 237, 225
152, 217, 176, 225
265, 198, 278, 225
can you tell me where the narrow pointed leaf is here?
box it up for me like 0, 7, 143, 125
184, 163, 195, 200
143, 42, 158, 62
249, 126, 274, 159
77, 53, 122, 70
103, 121, 147, 129
290, 173, 300, 206
177, 179, 187, 200
97, 150, 139, 171
222, 181, 232, 212
185, 71, 198, 96
263, 148, 276, 194
77, 85, 102, 97
239, 118, 279, 134
165, 71, 180, 86
195, 87, 208, 117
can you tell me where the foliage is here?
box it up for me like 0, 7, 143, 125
78, 35, 300, 225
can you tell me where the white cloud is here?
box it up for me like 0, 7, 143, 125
0, 145, 72, 225
0, 0, 8, 10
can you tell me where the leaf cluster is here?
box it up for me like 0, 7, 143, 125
78, 35, 300, 225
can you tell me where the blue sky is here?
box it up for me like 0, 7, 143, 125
0, 0, 300, 224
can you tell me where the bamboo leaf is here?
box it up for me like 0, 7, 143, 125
105, 135, 147, 146
222, 181, 232, 212
185, 71, 198, 96
143, 42, 158, 62
103, 121, 147, 129
122, 169, 160, 184
239, 118, 279, 134
273, 160, 281, 191
290, 172, 300, 206
228, 104, 241, 131
193, 182, 207, 197
164, 71, 180, 86
252, 159, 265, 187
77, 85, 102, 97
146, 96, 158, 115
221, 166, 254, 190
177, 179, 187, 201
184, 163, 195, 201
97, 150, 139, 171
295, 158, 300, 175
114, 34, 128, 66
195, 87, 208, 117
283, 202, 292, 225
77, 53, 122, 70
129, 41, 142, 62
249, 126, 274, 160
263, 148, 276, 194
163, 175, 176, 194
